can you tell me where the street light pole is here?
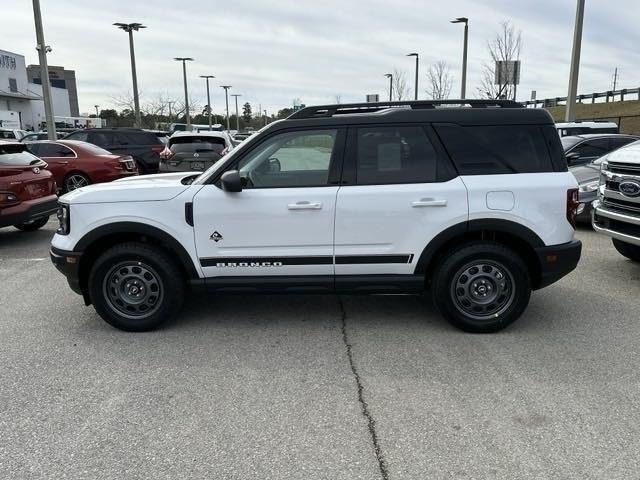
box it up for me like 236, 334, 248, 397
565, 0, 585, 122
231, 94, 242, 131
32, 0, 56, 139
220, 86, 232, 131
451, 17, 469, 99
407, 53, 419, 100
114, 22, 146, 128
94, 105, 99, 116
199, 75, 215, 130
174, 57, 194, 128
384, 73, 393, 102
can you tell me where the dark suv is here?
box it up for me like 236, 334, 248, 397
63, 128, 164, 174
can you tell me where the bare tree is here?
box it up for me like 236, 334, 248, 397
477, 21, 522, 100
392, 69, 410, 101
426, 61, 454, 100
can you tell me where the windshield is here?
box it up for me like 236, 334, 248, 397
561, 136, 582, 150
0, 147, 42, 166
170, 137, 225, 154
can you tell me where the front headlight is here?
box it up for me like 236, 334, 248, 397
56, 203, 70, 235
579, 180, 599, 193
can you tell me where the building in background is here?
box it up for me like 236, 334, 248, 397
0, 48, 74, 131
27, 64, 79, 116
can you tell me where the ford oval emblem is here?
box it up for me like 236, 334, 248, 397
619, 180, 640, 198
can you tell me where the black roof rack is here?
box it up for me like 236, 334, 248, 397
288, 99, 523, 119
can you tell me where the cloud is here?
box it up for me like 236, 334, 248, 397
4, 0, 638, 114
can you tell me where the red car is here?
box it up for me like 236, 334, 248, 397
0, 141, 58, 231
27, 140, 138, 192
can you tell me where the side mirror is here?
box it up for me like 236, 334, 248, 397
221, 170, 242, 192
566, 152, 581, 165
267, 157, 281, 173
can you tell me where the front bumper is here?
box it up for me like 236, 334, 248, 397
0, 195, 58, 228
534, 240, 582, 289
50, 246, 83, 295
592, 201, 640, 247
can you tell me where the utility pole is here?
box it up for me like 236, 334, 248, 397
32, 0, 56, 139
384, 73, 393, 101
94, 105, 99, 117
114, 23, 146, 128
612, 67, 619, 91
263, 109, 268, 127
565, 0, 585, 122
174, 57, 194, 128
231, 94, 242, 131
451, 17, 469, 99
200, 75, 215, 130
220, 86, 232, 131
407, 53, 419, 100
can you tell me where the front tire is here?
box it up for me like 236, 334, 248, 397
432, 242, 531, 333
13, 216, 49, 231
88, 242, 185, 331
612, 239, 640, 263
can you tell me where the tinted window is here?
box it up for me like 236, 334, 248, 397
435, 125, 554, 174
561, 136, 583, 150
356, 126, 439, 184
114, 132, 158, 145
237, 129, 336, 188
170, 136, 226, 154
90, 132, 112, 146
29, 143, 74, 157
66, 131, 88, 142
571, 139, 610, 158
609, 137, 637, 150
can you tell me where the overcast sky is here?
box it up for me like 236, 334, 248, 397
5, 0, 639, 116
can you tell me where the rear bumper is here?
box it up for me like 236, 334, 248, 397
534, 239, 582, 289
50, 246, 83, 295
0, 195, 58, 228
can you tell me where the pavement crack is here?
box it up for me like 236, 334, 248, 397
338, 296, 390, 480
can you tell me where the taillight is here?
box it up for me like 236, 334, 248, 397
160, 147, 172, 160
566, 188, 579, 229
0, 191, 20, 207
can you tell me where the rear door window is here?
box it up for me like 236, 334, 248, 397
434, 124, 554, 174
570, 138, 610, 158
355, 126, 441, 184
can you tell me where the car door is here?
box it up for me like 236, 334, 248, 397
28, 143, 75, 184
334, 124, 468, 278
192, 128, 345, 279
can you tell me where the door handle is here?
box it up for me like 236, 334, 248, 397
412, 198, 447, 207
287, 201, 322, 210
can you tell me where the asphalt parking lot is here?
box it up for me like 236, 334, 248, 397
1, 221, 640, 479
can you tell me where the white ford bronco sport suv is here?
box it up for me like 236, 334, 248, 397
51, 100, 582, 333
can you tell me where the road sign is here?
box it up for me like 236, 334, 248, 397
495, 60, 521, 85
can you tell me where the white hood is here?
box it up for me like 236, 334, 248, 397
60, 172, 199, 204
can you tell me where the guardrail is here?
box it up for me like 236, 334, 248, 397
524, 88, 640, 108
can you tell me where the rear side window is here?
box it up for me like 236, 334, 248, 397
115, 132, 160, 146
0, 145, 41, 166
170, 136, 226, 154
29, 143, 74, 157
355, 126, 440, 184
66, 131, 88, 142
435, 124, 554, 174
570, 138, 609, 157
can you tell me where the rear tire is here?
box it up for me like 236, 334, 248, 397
88, 242, 184, 331
64, 173, 90, 192
612, 239, 640, 263
13, 216, 49, 231
432, 242, 531, 333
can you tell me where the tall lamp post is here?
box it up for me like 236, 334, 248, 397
231, 94, 242, 131
220, 85, 232, 131
174, 57, 194, 128
114, 22, 146, 127
384, 73, 393, 102
565, 0, 585, 122
94, 105, 99, 117
199, 75, 215, 130
451, 17, 469, 99
407, 53, 419, 100
32, 0, 56, 139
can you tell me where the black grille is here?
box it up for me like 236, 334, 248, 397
603, 197, 640, 214
607, 162, 640, 176
596, 215, 640, 237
